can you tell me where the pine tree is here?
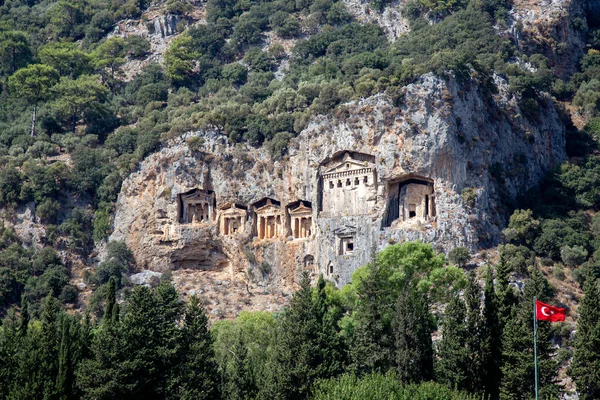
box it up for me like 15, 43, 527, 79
570, 270, 600, 398
169, 294, 219, 399
436, 292, 470, 390
393, 283, 434, 383
500, 268, 559, 400
262, 273, 344, 399
78, 283, 186, 398
222, 332, 256, 400
482, 266, 502, 400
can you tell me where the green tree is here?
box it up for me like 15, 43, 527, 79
448, 247, 470, 267
262, 273, 345, 399
92, 37, 126, 84
436, 293, 470, 390
503, 209, 541, 246
393, 283, 434, 383
569, 271, 600, 398
164, 33, 200, 86
0, 31, 32, 74
8, 64, 59, 136
499, 268, 559, 400
38, 42, 91, 78
54, 75, 109, 133
169, 295, 219, 399
482, 267, 502, 399
348, 257, 395, 375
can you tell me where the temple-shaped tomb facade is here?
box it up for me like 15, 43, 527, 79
254, 198, 283, 240
319, 152, 377, 217
178, 189, 216, 224
219, 203, 247, 236
288, 201, 313, 239
383, 176, 435, 227
399, 182, 435, 222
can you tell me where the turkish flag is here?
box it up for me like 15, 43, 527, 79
536, 300, 566, 322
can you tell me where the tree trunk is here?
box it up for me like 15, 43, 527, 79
30, 103, 37, 137
72, 107, 77, 133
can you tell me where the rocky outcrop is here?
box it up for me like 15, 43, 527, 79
510, 0, 587, 77
111, 73, 566, 289
343, 0, 410, 40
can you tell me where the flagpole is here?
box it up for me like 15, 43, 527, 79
533, 296, 539, 400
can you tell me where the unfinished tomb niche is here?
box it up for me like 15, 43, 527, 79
287, 201, 313, 239
339, 236, 355, 255
253, 198, 283, 240
178, 189, 216, 224
318, 151, 377, 216
382, 176, 435, 227
219, 203, 247, 236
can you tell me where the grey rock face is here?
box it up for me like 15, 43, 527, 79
111, 74, 566, 287
130, 270, 163, 286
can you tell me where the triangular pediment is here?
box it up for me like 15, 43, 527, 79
256, 204, 280, 214
323, 159, 371, 175
333, 225, 357, 236
290, 203, 312, 215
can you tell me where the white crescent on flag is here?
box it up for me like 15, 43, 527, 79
541, 307, 552, 316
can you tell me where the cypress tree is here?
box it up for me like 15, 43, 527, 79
464, 271, 486, 394
18, 295, 28, 337
393, 283, 434, 383
56, 315, 71, 400
40, 295, 61, 399
436, 292, 470, 390
103, 276, 119, 325
570, 271, 600, 398
499, 268, 559, 400
349, 258, 394, 375
482, 266, 502, 400
496, 254, 516, 329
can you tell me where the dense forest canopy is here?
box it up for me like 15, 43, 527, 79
1, 0, 600, 397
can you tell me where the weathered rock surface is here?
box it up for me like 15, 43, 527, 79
343, 0, 410, 40
111, 73, 566, 288
510, 0, 587, 76
130, 270, 163, 286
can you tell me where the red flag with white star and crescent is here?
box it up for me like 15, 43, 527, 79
535, 300, 566, 322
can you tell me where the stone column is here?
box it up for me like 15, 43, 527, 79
294, 217, 299, 238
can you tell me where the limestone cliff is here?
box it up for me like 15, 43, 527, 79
111, 73, 566, 291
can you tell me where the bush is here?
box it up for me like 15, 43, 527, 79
461, 188, 477, 207
499, 244, 534, 275
560, 245, 588, 267
276, 17, 302, 38
59, 284, 79, 304
504, 209, 541, 246
125, 35, 151, 58
93, 207, 112, 243
447, 247, 470, 267
266, 131, 294, 159
552, 265, 565, 280
36, 199, 61, 224
313, 372, 479, 399
221, 63, 248, 85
